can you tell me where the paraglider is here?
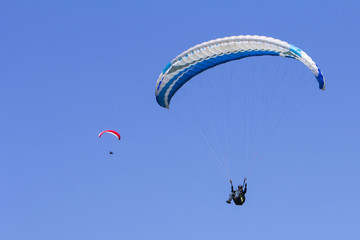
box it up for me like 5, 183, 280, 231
98, 130, 121, 154
154, 35, 325, 205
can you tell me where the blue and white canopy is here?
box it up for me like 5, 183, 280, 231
155, 35, 325, 109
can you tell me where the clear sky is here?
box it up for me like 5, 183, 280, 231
1, 1, 359, 239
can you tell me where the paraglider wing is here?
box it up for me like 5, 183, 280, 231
98, 130, 121, 140
155, 35, 325, 109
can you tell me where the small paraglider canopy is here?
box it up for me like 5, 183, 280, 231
98, 130, 121, 140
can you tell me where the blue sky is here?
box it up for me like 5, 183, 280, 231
1, 0, 359, 239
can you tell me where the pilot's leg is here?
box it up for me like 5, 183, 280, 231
226, 193, 234, 204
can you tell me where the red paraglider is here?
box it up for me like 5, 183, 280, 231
98, 130, 121, 140
98, 130, 121, 154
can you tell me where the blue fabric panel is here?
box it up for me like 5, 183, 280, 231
316, 65, 325, 90
290, 44, 302, 57
162, 62, 172, 74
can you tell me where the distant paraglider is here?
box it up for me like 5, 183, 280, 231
98, 130, 121, 154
